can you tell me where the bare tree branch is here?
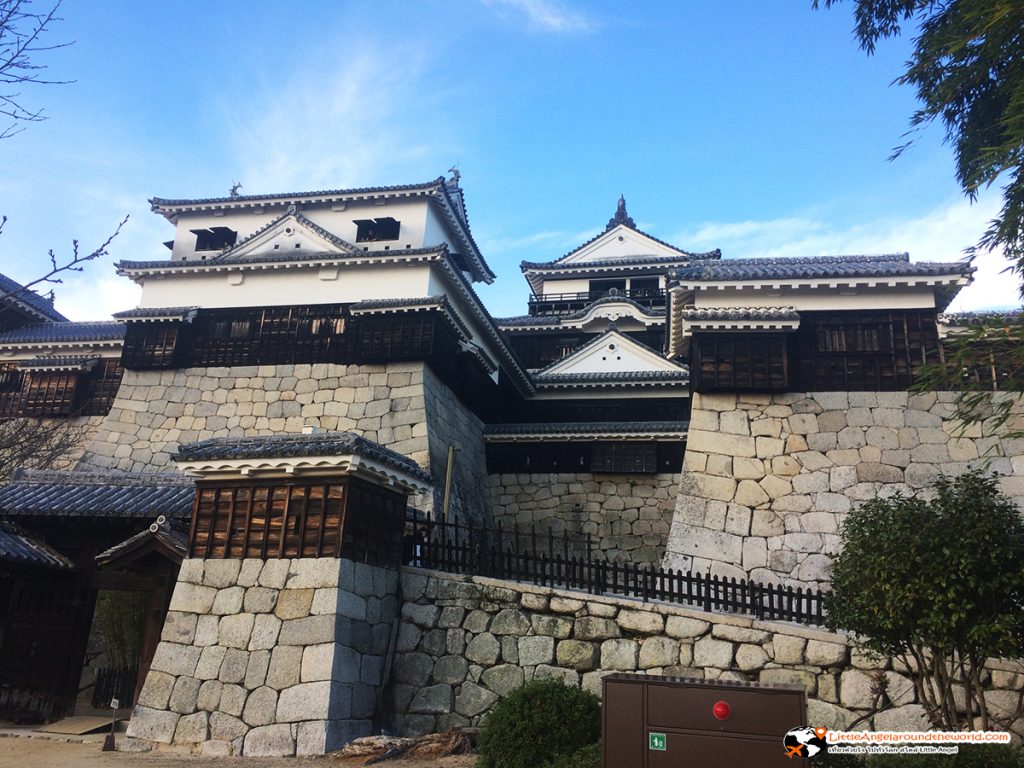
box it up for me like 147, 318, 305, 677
0, 415, 86, 482
0, 214, 128, 306
0, 0, 72, 139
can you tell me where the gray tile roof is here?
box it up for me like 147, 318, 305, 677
670, 253, 972, 282
939, 310, 1023, 325
112, 306, 198, 320
484, 421, 688, 437
495, 314, 562, 328
0, 521, 76, 570
174, 432, 432, 484
533, 370, 689, 386
150, 178, 449, 208
149, 177, 495, 284
522, 253, 718, 271
95, 517, 188, 566
117, 245, 447, 272
681, 306, 800, 322
0, 273, 68, 323
350, 296, 447, 311
527, 210, 721, 267
0, 321, 125, 344
0, 469, 195, 519
17, 355, 100, 371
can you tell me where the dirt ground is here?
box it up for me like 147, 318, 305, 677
0, 736, 478, 768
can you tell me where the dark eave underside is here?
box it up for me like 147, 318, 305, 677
484, 420, 688, 438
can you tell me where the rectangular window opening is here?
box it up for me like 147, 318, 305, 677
353, 217, 401, 242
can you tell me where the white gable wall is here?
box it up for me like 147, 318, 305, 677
543, 330, 682, 375
558, 225, 681, 264
168, 199, 439, 262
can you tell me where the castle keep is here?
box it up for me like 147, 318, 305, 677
0, 175, 1019, 753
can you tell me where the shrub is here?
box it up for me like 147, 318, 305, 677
477, 678, 601, 768
543, 742, 601, 768
826, 469, 1024, 730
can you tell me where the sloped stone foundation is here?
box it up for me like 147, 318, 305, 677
124, 557, 398, 756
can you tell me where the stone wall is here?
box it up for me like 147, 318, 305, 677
422, 366, 488, 521
663, 392, 1024, 590
125, 557, 398, 756
392, 568, 1024, 737
75, 362, 489, 515
485, 473, 679, 565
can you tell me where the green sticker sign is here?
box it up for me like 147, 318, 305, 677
649, 732, 666, 751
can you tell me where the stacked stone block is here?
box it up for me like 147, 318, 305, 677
75, 361, 487, 514
125, 557, 398, 756
393, 568, 1024, 737
485, 473, 679, 565
665, 391, 1024, 589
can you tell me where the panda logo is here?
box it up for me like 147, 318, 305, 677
783, 726, 829, 758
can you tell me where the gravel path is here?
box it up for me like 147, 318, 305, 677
0, 736, 477, 768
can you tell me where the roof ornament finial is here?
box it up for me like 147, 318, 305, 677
447, 166, 461, 186
229, 181, 243, 198
606, 194, 635, 230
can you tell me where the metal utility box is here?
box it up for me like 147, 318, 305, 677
602, 673, 809, 768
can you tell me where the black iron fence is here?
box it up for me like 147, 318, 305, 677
91, 665, 137, 710
404, 515, 826, 626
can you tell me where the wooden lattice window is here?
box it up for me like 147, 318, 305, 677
183, 305, 350, 367
591, 442, 658, 473
0, 363, 23, 417
189, 478, 402, 564
356, 313, 435, 362
78, 360, 123, 416
122, 322, 181, 369
23, 371, 80, 416
792, 310, 940, 391
691, 333, 789, 392
485, 440, 679, 474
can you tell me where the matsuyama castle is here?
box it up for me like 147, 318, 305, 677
0, 172, 1017, 744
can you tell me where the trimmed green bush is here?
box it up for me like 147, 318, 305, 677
543, 742, 601, 768
477, 678, 601, 768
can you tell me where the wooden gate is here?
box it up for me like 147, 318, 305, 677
0, 579, 91, 721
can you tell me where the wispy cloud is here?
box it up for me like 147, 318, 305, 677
482, 227, 600, 255
483, 0, 597, 33
670, 197, 1021, 312
223, 43, 458, 195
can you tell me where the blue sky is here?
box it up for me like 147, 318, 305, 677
1, 0, 1019, 320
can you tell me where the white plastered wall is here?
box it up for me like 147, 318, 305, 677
137, 264, 434, 309
692, 285, 937, 311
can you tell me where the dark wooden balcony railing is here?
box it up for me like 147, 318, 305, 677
527, 288, 667, 316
